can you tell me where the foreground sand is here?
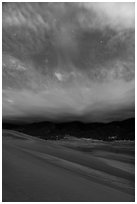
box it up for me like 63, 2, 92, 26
2, 130, 135, 202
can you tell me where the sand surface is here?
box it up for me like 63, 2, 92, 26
2, 130, 135, 202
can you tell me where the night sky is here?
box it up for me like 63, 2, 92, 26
2, 2, 135, 123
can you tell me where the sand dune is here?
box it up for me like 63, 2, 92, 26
2, 130, 135, 202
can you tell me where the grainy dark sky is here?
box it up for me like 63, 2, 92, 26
2, 2, 135, 123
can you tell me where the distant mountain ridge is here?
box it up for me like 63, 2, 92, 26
2, 118, 135, 141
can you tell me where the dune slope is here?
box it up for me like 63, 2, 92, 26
2, 130, 135, 202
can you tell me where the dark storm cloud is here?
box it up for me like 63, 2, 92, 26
2, 2, 135, 122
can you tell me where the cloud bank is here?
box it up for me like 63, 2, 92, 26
2, 2, 135, 122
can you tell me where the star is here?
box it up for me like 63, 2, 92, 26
100, 40, 103, 44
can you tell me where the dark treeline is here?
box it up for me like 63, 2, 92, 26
3, 118, 135, 141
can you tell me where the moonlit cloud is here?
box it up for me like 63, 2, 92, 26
54, 72, 64, 81
79, 3, 134, 31
2, 2, 135, 122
